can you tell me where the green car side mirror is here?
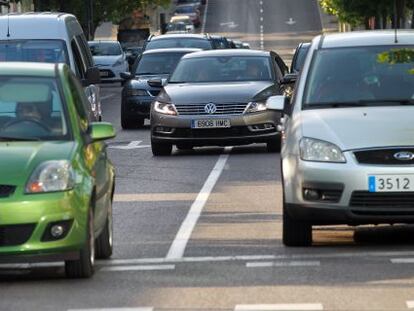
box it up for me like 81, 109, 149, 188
89, 122, 116, 141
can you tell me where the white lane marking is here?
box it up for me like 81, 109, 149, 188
235, 304, 323, 311
166, 147, 232, 259
259, 0, 264, 50
68, 308, 153, 311
407, 301, 414, 308
391, 258, 414, 264
97, 250, 414, 266
246, 261, 320, 268
101, 94, 116, 101
286, 17, 297, 26
201, 0, 209, 33
109, 141, 150, 150
100, 264, 175, 272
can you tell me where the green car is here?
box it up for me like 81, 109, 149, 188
0, 62, 115, 278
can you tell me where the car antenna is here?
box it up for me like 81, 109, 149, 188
394, 0, 398, 43
6, 14, 10, 38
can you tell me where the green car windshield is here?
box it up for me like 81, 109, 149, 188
304, 45, 414, 108
0, 76, 70, 141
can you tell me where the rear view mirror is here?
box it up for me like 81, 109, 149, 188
89, 122, 116, 141
120, 72, 133, 80
148, 78, 163, 88
266, 96, 290, 115
85, 67, 101, 85
281, 73, 298, 85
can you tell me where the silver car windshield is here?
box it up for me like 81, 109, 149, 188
0, 40, 69, 64
304, 46, 414, 108
135, 53, 188, 75
169, 56, 273, 83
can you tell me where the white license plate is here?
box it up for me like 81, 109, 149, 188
368, 175, 414, 192
100, 71, 109, 77
191, 119, 231, 129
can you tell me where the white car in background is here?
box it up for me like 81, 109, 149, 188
89, 40, 129, 83
169, 15, 195, 33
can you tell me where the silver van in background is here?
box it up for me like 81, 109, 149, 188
0, 12, 102, 121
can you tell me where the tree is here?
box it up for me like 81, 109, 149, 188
31, 0, 171, 38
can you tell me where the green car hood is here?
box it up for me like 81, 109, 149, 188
0, 141, 76, 186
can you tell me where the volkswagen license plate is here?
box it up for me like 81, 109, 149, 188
368, 175, 414, 192
100, 71, 109, 77
191, 119, 231, 129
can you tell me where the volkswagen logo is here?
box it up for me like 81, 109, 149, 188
394, 151, 414, 161
204, 103, 217, 114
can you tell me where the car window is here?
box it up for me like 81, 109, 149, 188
304, 45, 414, 107
71, 39, 87, 79
170, 56, 273, 82
68, 72, 92, 132
175, 6, 197, 14
0, 40, 69, 64
293, 44, 310, 72
0, 76, 69, 140
146, 38, 212, 50
89, 42, 123, 56
77, 35, 94, 68
134, 52, 188, 75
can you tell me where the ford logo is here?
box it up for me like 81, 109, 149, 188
204, 103, 217, 114
394, 151, 414, 161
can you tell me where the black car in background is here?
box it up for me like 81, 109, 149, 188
290, 42, 310, 73
120, 48, 201, 129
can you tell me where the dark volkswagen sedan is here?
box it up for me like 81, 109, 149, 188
150, 49, 286, 155
121, 48, 200, 129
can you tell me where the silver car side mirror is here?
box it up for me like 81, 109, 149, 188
266, 96, 287, 111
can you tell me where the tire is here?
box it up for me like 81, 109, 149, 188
267, 136, 281, 153
282, 202, 312, 247
95, 201, 113, 259
65, 209, 95, 278
151, 140, 172, 156
176, 143, 193, 151
121, 103, 144, 129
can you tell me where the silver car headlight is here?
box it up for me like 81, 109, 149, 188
26, 160, 75, 193
300, 138, 346, 163
245, 101, 267, 114
154, 101, 178, 116
127, 89, 148, 96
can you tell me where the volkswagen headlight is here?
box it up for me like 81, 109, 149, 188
245, 101, 267, 114
127, 89, 148, 96
26, 161, 75, 193
300, 138, 346, 163
154, 101, 178, 116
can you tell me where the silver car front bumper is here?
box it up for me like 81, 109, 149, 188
283, 151, 414, 225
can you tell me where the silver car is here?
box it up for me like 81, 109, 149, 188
267, 30, 414, 246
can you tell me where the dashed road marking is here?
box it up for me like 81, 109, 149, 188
391, 258, 414, 264
166, 147, 232, 259
246, 261, 320, 268
101, 94, 116, 101
201, 0, 209, 33
234, 304, 324, 311
109, 141, 150, 150
68, 308, 153, 311
100, 264, 175, 272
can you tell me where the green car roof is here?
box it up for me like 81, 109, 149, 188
0, 62, 58, 77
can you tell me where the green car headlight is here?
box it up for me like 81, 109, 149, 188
26, 160, 75, 193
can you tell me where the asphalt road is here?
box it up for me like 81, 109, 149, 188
2, 1, 414, 311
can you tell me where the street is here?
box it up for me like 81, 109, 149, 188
2, 1, 414, 311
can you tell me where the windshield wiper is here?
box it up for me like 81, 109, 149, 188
0, 135, 41, 141
359, 99, 414, 105
305, 102, 368, 109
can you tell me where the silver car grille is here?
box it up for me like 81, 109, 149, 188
174, 103, 248, 116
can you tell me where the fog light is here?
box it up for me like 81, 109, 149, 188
303, 188, 320, 201
51, 225, 64, 238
